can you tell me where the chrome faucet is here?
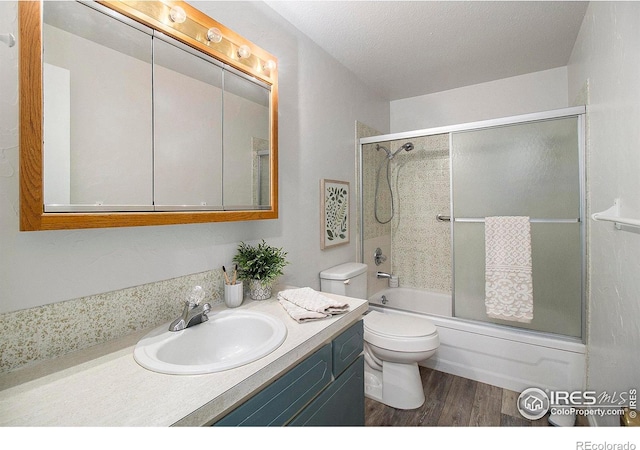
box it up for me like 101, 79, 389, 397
169, 286, 211, 332
376, 271, 392, 279
169, 301, 211, 332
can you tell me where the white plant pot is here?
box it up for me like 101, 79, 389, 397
249, 279, 272, 300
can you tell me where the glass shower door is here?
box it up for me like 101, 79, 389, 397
451, 116, 583, 338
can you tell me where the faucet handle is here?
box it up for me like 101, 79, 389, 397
187, 286, 205, 306
374, 247, 387, 266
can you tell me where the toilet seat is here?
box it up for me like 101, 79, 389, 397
364, 310, 439, 353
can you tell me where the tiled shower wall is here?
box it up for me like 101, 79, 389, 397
362, 133, 452, 295
0, 270, 224, 373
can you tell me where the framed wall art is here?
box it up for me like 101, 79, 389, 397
321, 179, 350, 249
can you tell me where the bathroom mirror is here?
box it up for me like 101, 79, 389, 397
223, 69, 271, 209
19, 0, 278, 230
42, 1, 154, 212
153, 36, 224, 210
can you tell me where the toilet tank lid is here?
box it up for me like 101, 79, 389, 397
320, 262, 367, 280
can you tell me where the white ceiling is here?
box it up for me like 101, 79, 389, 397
265, 1, 589, 101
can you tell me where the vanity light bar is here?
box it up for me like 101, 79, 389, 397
98, 0, 277, 82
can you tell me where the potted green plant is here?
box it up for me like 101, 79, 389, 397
232, 240, 289, 300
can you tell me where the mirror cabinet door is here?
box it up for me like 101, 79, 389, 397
222, 70, 271, 209
21, 0, 278, 230
43, 1, 154, 212
153, 38, 224, 210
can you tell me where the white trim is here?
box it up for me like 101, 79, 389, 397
360, 105, 586, 145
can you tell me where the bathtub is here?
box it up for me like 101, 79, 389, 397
368, 287, 586, 393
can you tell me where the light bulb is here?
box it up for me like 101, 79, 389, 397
237, 44, 251, 59
206, 27, 222, 43
169, 6, 186, 24
263, 60, 277, 72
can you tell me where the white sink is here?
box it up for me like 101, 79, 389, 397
134, 310, 287, 375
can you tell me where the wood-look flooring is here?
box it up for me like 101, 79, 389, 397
365, 366, 589, 427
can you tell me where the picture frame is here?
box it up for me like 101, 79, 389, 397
320, 179, 350, 249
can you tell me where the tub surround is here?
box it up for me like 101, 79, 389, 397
389, 134, 450, 293
360, 133, 451, 297
0, 293, 367, 426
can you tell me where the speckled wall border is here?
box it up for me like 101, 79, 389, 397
0, 270, 224, 374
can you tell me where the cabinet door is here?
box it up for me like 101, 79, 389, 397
43, 1, 153, 211
214, 344, 332, 426
153, 37, 224, 210
288, 355, 364, 427
332, 321, 363, 377
222, 70, 271, 209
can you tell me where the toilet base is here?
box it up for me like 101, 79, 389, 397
364, 359, 425, 410
364, 368, 383, 403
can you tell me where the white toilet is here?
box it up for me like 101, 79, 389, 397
320, 262, 440, 410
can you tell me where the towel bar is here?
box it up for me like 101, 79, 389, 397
455, 218, 580, 223
437, 215, 580, 224
592, 199, 640, 230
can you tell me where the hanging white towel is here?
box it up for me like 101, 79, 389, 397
484, 216, 534, 323
277, 287, 349, 322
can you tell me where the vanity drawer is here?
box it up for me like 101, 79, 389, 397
331, 320, 363, 377
213, 343, 332, 426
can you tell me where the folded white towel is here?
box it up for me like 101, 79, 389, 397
277, 287, 349, 322
484, 216, 533, 323
278, 299, 329, 323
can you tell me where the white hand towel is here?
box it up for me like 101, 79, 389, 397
277, 287, 349, 322
484, 216, 533, 323
278, 298, 329, 323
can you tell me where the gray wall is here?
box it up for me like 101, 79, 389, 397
568, 1, 640, 426
0, 1, 390, 314
390, 67, 569, 132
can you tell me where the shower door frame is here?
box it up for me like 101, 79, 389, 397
358, 105, 586, 342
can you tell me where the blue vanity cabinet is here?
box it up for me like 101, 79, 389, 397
213, 344, 333, 426
213, 320, 364, 426
288, 354, 364, 426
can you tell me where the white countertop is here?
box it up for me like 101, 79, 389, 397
0, 293, 367, 426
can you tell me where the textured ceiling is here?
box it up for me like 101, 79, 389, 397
265, 1, 589, 101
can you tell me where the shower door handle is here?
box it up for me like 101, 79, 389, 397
436, 214, 451, 222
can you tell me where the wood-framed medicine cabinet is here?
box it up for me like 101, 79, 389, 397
19, 0, 278, 231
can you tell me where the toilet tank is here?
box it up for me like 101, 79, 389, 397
319, 262, 368, 299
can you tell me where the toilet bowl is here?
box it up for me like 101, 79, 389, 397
363, 310, 439, 409
319, 262, 440, 410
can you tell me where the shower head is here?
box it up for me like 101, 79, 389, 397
390, 142, 414, 159
401, 142, 414, 152
376, 142, 414, 160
